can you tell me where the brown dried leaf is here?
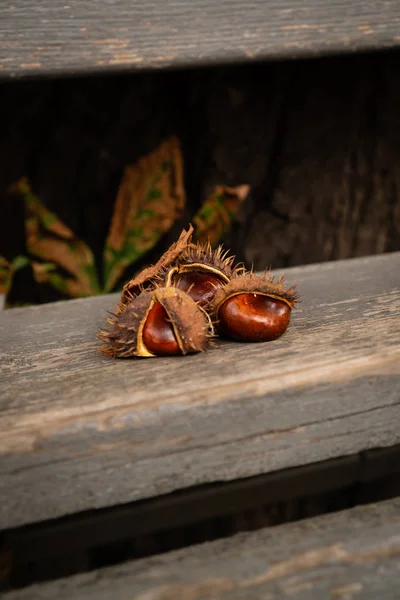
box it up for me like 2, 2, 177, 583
0, 257, 13, 297
103, 136, 185, 292
12, 178, 100, 297
194, 184, 250, 246
0, 255, 30, 303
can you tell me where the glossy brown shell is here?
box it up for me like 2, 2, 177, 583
98, 286, 212, 358
211, 272, 299, 317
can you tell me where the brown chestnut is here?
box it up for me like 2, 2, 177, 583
164, 243, 239, 308
98, 286, 212, 358
219, 293, 291, 342
142, 301, 181, 356
117, 227, 240, 313
168, 269, 227, 307
212, 273, 298, 343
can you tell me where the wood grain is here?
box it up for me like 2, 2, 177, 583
3, 447, 399, 572
2, 1, 400, 78
0, 252, 399, 529
4, 498, 400, 599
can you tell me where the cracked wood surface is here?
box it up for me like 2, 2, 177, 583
4, 498, 400, 599
0, 252, 399, 529
2, 1, 400, 78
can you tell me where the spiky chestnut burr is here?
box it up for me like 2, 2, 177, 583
211, 272, 298, 342
98, 287, 213, 358
117, 226, 195, 313
118, 225, 240, 312
161, 242, 241, 308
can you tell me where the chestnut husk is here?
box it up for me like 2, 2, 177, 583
98, 286, 212, 358
161, 242, 241, 308
118, 225, 195, 313
118, 225, 240, 313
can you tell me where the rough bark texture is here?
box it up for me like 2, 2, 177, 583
1, 51, 400, 304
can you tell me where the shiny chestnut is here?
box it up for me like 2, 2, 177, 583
212, 273, 298, 343
172, 271, 225, 306
98, 286, 212, 358
164, 243, 238, 308
117, 227, 238, 313
142, 301, 181, 356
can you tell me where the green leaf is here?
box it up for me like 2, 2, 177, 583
12, 255, 30, 271
194, 184, 250, 246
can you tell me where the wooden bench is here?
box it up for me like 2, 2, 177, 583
1, 0, 400, 596
2, 1, 400, 78
3, 499, 400, 599
1, 252, 399, 595
1, 252, 399, 530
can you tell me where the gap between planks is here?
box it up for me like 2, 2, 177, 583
3, 498, 400, 600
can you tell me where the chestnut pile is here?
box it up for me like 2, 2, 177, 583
98, 226, 298, 358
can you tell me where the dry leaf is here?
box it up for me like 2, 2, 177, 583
0, 257, 13, 297
194, 184, 250, 246
11, 178, 100, 298
103, 136, 185, 292
0, 255, 29, 300
118, 224, 194, 312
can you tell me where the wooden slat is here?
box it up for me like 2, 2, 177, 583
3, 446, 399, 571
2, 1, 400, 79
0, 252, 399, 529
4, 498, 400, 599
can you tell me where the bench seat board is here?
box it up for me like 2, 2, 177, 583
4, 498, 400, 599
2, 1, 400, 78
0, 252, 399, 529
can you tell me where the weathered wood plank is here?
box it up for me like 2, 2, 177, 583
1, 1, 400, 78
0, 252, 399, 529
4, 446, 399, 571
4, 498, 400, 599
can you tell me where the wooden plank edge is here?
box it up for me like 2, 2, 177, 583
1, 0, 400, 79
0, 251, 399, 529
3, 498, 400, 599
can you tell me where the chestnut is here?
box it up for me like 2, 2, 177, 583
211, 273, 298, 342
100, 226, 299, 359
141, 301, 181, 356
98, 286, 212, 358
164, 243, 239, 308
117, 226, 239, 312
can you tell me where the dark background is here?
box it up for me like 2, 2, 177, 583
1, 49, 400, 304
